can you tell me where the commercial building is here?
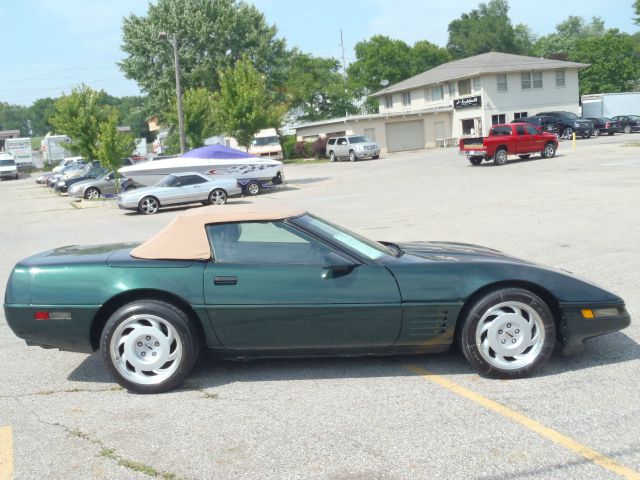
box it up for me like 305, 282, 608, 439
294, 52, 587, 154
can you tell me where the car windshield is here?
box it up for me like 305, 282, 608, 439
251, 136, 279, 146
348, 136, 370, 143
0, 160, 15, 167
155, 175, 178, 187
292, 214, 395, 260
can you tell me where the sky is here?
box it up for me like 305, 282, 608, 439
1, 0, 638, 106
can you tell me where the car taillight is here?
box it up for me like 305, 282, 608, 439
605, 122, 610, 128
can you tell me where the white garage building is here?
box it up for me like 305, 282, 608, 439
294, 52, 587, 154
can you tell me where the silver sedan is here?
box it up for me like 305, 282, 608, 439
116, 172, 241, 215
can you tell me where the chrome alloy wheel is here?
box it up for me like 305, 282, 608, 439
543, 143, 555, 158
110, 314, 183, 385
209, 189, 227, 205
475, 301, 545, 370
85, 187, 100, 199
139, 197, 159, 214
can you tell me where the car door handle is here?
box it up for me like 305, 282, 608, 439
214, 276, 238, 285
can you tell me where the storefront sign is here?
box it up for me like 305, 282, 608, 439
454, 96, 481, 109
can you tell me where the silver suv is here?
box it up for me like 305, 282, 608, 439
326, 135, 380, 162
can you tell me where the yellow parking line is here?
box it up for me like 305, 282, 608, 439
405, 364, 640, 480
0, 425, 13, 480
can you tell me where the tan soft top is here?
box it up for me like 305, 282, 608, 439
131, 205, 306, 260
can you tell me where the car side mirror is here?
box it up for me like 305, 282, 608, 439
322, 252, 358, 279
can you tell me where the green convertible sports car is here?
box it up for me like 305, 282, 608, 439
4, 207, 631, 393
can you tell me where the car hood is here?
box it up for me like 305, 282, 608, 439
396, 241, 532, 264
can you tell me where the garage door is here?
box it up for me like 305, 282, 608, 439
385, 120, 425, 152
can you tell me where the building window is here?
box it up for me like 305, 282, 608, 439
532, 71, 542, 88
448, 82, 456, 97
497, 74, 507, 92
458, 79, 471, 96
491, 114, 506, 125
431, 85, 443, 101
556, 70, 565, 87
473, 77, 481, 91
521, 72, 531, 89
513, 112, 528, 120
402, 92, 411, 106
384, 95, 393, 109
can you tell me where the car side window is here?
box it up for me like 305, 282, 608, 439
525, 125, 539, 135
182, 175, 207, 185
516, 125, 526, 135
207, 221, 337, 265
337, 138, 347, 145
327, 138, 336, 145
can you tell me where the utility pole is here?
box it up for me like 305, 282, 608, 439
340, 29, 346, 75
159, 32, 187, 154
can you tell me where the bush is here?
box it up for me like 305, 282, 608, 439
294, 141, 307, 158
312, 137, 327, 158
282, 135, 297, 159
304, 142, 314, 158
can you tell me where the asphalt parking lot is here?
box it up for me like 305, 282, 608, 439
1, 135, 639, 480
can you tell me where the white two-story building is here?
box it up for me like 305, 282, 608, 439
294, 51, 587, 154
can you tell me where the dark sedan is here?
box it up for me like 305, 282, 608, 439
610, 115, 640, 134
4, 207, 631, 393
587, 117, 620, 136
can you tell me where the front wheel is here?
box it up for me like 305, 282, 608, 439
561, 127, 574, 140
100, 300, 200, 393
244, 181, 261, 196
138, 196, 160, 215
349, 150, 357, 162
372, 155, 379, 160
494, 149, 508, 166
458, 288, 556, 378
593, 128, 601, 136
541, 142, 556, 158
329, 151, 337, 162
84, 187, 100, 199
208, 188, 227, 205
624, 125, 632, 134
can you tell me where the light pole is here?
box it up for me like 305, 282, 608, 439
159, 31, 186, 154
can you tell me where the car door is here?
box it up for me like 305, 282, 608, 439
178, 174, 210, 202
514, 125, 532, 153
524, 124, 546, 151
335, 137, 347, 158
203, 220, 402, 351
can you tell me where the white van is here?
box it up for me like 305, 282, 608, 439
0, 153, 19, 180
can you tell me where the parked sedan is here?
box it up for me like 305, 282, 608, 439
587, 117, 620, 136
4, 207, 630, 393
68, 171, 123, 199
610, 115, 640, 134
117, 172, 241, 214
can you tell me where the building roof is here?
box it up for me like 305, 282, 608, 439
131, 205, 306, 260
372, 52, 589, 97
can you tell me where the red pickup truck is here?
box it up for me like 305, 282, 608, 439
459, 123, 558, 166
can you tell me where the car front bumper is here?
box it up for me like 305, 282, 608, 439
0, 171, 18, 178
560, 303, 631, 355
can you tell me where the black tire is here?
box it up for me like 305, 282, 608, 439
457, 288, 556, 379
581, 131, 591, 139
349, 150, 357, 162
208, 188, 227, 205
84, 187, 101, 200
244, 181, 261, 196
518, 154, 531, 160
138, 196, 160, 215
468, 156, 483, 166
561, 127, 574, 140
624, 125, 632, 134
494, 149, 508, 166
100, 299, 200, 393
608, 131, 615, 136
593, 129, 601, 137
372, 155, 379, 160
329, 151, 337, 162
541, 142, 556, 158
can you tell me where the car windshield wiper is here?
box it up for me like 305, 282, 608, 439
381, 241, 403, 257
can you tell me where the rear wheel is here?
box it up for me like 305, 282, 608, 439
100, 299, 200, 393
84, 187, 100, 199
494, 149, 508, 166
208, 188, 227, 205
245, 181, 261, 196
138, 196, 160, 215
458, 288, 555, 378
624, 125, 632, 134
581, 131, 591, 139
593, 128, 601, 136
468, 156, 483, 166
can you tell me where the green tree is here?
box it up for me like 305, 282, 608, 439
409, 40, 451, 76
213, 56, 285, 148
533, 16, 605, 59
27, 97, 57, 136
165, 87, 218, 150
513, 24, 537, 56
50, 85, 113, 160
446, 0, 519, 59
119, 0, 289, 113
97, 113, 135, 193
286, 53, 357, 122
571, 29, 639, 94
0, 102, 29, 134
635, 0, 640, 25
